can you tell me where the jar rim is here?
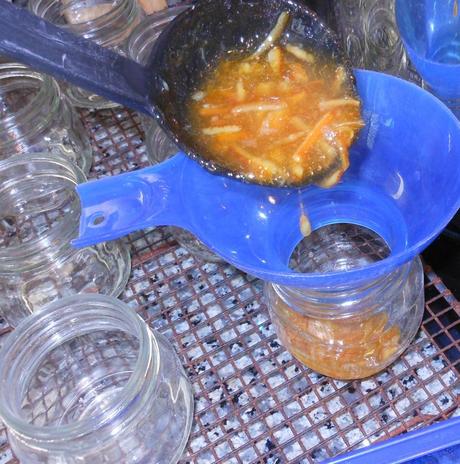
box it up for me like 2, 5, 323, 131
0, 294, 159, 445
0, 152, 87, 273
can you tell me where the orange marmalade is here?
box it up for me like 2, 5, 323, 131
266, 284, 402, 380
188, 45, 363, 186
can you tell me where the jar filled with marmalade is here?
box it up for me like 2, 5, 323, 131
264, 224, 424, 380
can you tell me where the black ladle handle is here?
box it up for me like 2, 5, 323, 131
0, 0, 152, 116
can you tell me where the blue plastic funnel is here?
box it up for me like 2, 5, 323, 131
396, 0, 460, 100
74, 70, 460, 288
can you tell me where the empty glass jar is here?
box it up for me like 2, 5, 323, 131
30, 0, 143, 109
265, 224, 425, 380
0, 153, 131, 327
0, 294, 194, 463
0, 61, 92, 174
127, 7, 223, 263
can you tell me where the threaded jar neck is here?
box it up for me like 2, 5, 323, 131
0, 63, 63, 158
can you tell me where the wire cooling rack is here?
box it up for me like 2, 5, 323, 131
0, 105, 458, 464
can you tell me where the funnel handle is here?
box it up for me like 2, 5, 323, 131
72, 154, 189, 248
0, 1, 152, 116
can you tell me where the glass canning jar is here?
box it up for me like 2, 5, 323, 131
0, 62, 92, 174
0, 294, 194, 463
30, 0, 143, 109
0, 153, 131, 327
264, 224, 425, 380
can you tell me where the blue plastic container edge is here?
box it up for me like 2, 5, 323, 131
323, 416, 460, 464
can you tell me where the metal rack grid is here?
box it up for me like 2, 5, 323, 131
0, 106, 459, 464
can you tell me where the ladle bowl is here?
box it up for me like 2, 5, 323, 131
0, 0, 353, 186
73, 70, 460, 288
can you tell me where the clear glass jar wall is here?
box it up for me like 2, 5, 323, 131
0, 62, 92, 174
0, 154, 131, 327
29, 0, 143, 109
127, 8, 224, 263
331, 0, 421, 82
0, 295, 193, 463
264, 225, 425, 380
